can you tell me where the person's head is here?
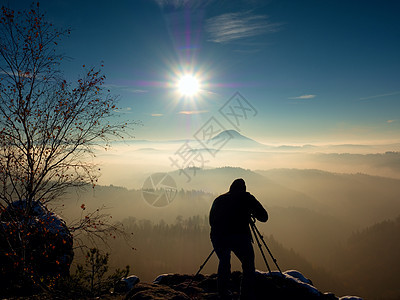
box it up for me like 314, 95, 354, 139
229, 178, 246, 192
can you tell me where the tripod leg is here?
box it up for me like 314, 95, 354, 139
186, 249, 215, 290
252, 222, 283, 275
250, 222, 272, 273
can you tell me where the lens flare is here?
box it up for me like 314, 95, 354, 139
177, 74, 199, 97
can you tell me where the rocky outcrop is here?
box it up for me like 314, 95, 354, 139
0, 200, 74, 292
124, 270, 363, 300
126, 282, 190, 300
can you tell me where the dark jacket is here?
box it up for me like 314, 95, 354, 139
209, 191, 268, 238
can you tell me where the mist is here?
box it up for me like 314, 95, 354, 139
94, 139, 400, 189
56, 137, 400, 299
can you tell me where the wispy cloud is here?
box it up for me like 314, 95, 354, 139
387, 120, 396, 123
205, 11, 282, 44
103, 84, 148, 94
115, 107, 133, 114
129, 89, 148, 94
178, 110, 208, 115
151, 113, 163, 117
289, 94, 316, 100
360, 91, 400, 100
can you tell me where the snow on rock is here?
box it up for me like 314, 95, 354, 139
153, 273, 171, 284
114, 275, 140, 293
124, 275, 140, 289
284, 270, 313, 285
283, 270, 320, 296
256, 269, 321, 297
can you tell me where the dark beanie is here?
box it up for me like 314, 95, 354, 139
229, 178, 246, 192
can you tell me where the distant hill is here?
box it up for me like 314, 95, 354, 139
57, 166, 400, 299
170, 166, 266, 193
210, 129, 267, 149
169, 167, 318, 209
330, 216, 400, 299
257, 168, 400, 227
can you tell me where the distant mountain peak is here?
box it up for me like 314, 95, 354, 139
211, 130, 265, 148
215, 129, 247, 139
223, 129, 242, 136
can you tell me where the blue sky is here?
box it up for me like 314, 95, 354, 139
8, 0, 400, 144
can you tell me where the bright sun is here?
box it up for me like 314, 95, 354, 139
177, 74, 199, 97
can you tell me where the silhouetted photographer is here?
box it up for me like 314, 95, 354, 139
209, 178, 268, 300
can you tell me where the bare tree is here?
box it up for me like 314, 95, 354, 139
0, 3, 135, 290
0, 3, 132, 207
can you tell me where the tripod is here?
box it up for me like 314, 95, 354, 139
187, 217, 282, 290
249, 217, 282, 275
186, 249, 215, 290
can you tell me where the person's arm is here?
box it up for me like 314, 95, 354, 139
249, 194, 268, 222
209, 199, 216, 227
209, 196, 222, 227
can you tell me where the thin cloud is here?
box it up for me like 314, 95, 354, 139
103, 84, 148, 94
289, 94, 316, 100
387, 120, 395, 123
205, 11, 282, 44
103, 83, 125, 89
115, 107, 133, 114
178, 110, 208, 115
151, 113, 163, 117
116, 106, 132, 113
360, 91, 400, 100
129, 89, 148, 94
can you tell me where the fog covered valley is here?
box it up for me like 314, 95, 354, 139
56, 166, 400, 299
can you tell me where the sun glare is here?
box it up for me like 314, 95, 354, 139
177, 74, 199, 97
